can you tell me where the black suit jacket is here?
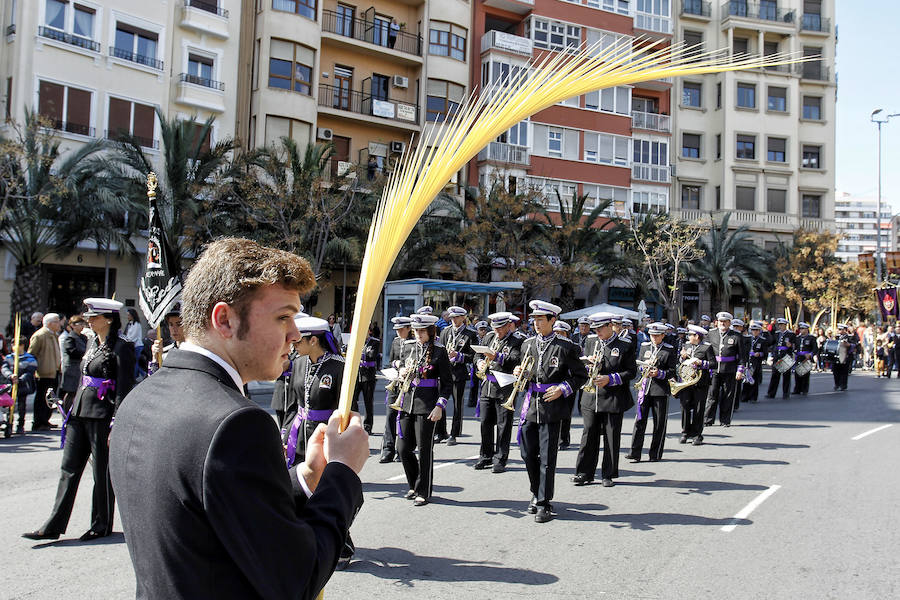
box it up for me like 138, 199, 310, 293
581, 334, 636, 413
109, 349, 363, 600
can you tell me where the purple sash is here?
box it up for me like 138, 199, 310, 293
284, 408, 334, 467
360, 361, 377, 368
717, 355, 737, 362
58, 401, 73, 449
517, 383, 552, 444
81, 375, 115, 401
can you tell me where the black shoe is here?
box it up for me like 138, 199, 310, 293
413, 496, 428, 506
782, 393, 790, 400
704, 421, 714, 426
679, 435, 688, 444
394, 455, 402, 462
648, 457, 660, 462
363, 425, 372, 435
31, 424, 51, 432
22, 530, 59, 541
15, 425, 25, 434
601, 478, 614, 487
535, 506, 553, 523
446, 436, 457, 446
624, 453, 640, 462
336, 555, 352, 571
693, 436, 704, 446
405, 489, 416, 500
572, 474, 593, 486
841, 387, 847, 391
78, 530, 107, 542
379, 454, 394, 464
527, 497, 538, 514
473, 459, 491, 470
558, 441, 570, 450
722, 423, 731, 427
491, 463, 506, 474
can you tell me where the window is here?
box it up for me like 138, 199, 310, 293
802, 145, 822, 169
803, 96, 822, 120
429, 22, 466, 61
370, 74, 389, 101
38, 80, 92, 136
529, 17, 579, 52
764, 41, 778, 60
715, 133, 721, 159
633, 138, 668, 166
767, 86, 786, 112
716, 82, 722, 109
766, 188, 786, 213
682, 82, 701, 107
802, 194, 821, 218
737, 83, 756, 109
426, 79, 464, 122
733, 37, 749, 56
268, 39, 314, 95
682, 133, 701, 159
335, 4, 354, 37
736, 134, 756, 160
584, 86, 631, 115
264, 115, 311, 148
108, 97, 156, 148
5, 77, 11, 120
548, 129, 562, 157
186, 122, 212, 154
44, 0, 96, 43
188, 53, 214, 81
582, 184, 628, 213
585, 28, 631, 59
499, 120, 528, 147
632, 189, 667, 214
113, 23, 160, 68
682, 185, 701, 209
45, 0, 65, 29
736, 186, 755, 211
593, 0, 630, 15
715, 185, 721, 209
584, 132, 629, 165
683, 30, 703, 62
273, 0, 316, 21
767, 137, 786, 162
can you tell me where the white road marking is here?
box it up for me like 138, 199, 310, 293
721, 485, 781, 532
852, 424, 893, 441
386, 455, 480, 481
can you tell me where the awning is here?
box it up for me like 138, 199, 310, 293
560, 303, 642, 321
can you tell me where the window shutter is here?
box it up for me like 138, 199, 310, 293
532, 124, 548, 156
65, 87, 91, 128
133, 102, 155, 141
108, 97, 132, 136
38, 80, 64, 123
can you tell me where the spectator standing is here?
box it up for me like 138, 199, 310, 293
28, 313, 62, 430
2, 338, 38, 434
20, 312, 43, 349
328, 314, 343, 340
124, 308, 145, 379
59, 316, 88, 406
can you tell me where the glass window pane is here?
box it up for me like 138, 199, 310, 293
73, 7, 93, 38
115, 29, 134, 51
46, 0, 65, 29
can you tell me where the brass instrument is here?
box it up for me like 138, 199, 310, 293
501, 354, 534, 411
669, 359, 702, 396
634, 346, 662, 391
387, 356, 417, 411
581, 339, 604, 394
476, 335, 503, 380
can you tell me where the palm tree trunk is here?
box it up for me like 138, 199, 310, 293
9, 263, 44, 333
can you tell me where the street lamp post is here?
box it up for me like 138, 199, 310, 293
871, 109, 900, 284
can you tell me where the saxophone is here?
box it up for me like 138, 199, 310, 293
581, 339, 604, 394
476, 335, 503, 380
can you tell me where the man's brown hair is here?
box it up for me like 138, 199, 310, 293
181, 238, 315, 340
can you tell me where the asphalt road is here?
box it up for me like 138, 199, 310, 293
2, 370, 898, 600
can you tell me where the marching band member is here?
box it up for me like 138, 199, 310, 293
436, 306, 477, 446
677, 324, 715, 445
473, 312, 523, 474
699, 314, 712, 330
731, 319, 749, 412
625, 322, 677, 462
380, 316, 411, 463
766, 318, 796, 399
514, 300, 588, 523
741, 321, 769, 404
468, 320, 490, 408
703, 312, 747, 427
617, 317, 638, 354
352, 324, 381, 434
792, 322, 818, 396
561, 317, 591, 450
832, 324, 855, 391
573, 312, 635, 486
675, 327, 688, 357
553, 320, 572, 338
396, 313, 453, 506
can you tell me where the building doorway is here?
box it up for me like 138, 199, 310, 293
45, 264, 115, 318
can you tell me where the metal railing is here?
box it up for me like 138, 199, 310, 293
800, 13, 830, 33
632, 163, 670, 183
681, 0, 711, 16
185, 0, 229, 18
481, 30, 532, 56
5, 24, 14, 35
671, 209, 832, 231
44, 119, 95, 137
105, 129, 159, 149
321, 10, 422, 57
109, 47, 164, 70
796, 63, 830, 81
722, 1, 795, 23
318, 84, 419, 124
179, 72, 226, 91
632, 111, 671, 132
477, 142, 530, 166
38, 26, 100, 52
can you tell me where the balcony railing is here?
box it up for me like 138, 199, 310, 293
105, 129, 159, 149
673, 209, 832, 232
38, 26, 100, 52
5, 24, 14, 35
632, 111, 671, 133
477, 142, 530, 166
179, 72, 225, 91
796, 63, 830, 81
481, 29, 532, 57
800, 13, 830, 33
319, 84, 419, 125
633, 163, 670, 183
681, 0, 711, 17
185, 0, 228, 18
109, 47, 164, 70
44, 119, 95, 137
722, 1, 796, 24
321, 10, 422, 57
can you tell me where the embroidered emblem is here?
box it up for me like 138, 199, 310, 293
550, 356, 560, 368
645, 350, 651, 358
611, 348, 620, 357
727, 338, 735, 345
320, 374, 333, 389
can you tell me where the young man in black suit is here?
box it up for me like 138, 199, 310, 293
109, 238, 369, 600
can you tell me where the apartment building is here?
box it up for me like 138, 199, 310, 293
671, 0, 837, 250
833, 192, 891, 262
0, 0, 241, 323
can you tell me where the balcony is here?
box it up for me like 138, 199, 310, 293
796, 63, 830, 82
180, 73, 224, 91
109, 47, 164, 70
634, 12, 672, 36
673, 209, 833, 232
321, 10, 422, 59
800, 13, 831, 34
38, 26, 100, 52
632, 111, 670, 133
176, 74, 226, 112
180, 0, 229, 39
318, 84, 419, 128
633, 163, 670, 183
481, 30, 532, 57
44, 119, 95, 137
721, 1, 796, 25
681, 0, 711, 18
483, 0, 534, 16
105, 129, 159, 149
477, 142, 530, 166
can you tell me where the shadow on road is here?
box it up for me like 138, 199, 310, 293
30, 532, 126, 549
661, 457, 790, 468
713, 441, 811, 450
617, 479, 769, 496
0, 433, 60, 453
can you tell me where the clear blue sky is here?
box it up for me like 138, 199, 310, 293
835, 0, 900, 211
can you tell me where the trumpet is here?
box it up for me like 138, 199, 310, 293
634, 347, 662, 391
476, 335, 503, 380
581, 341, 604, 394
388, 356, 417, 411
502, 354, 534, 411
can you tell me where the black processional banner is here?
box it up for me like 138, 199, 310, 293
138, 173, 182, 328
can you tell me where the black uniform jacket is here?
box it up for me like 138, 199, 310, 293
283, 353, 345, 442
636, 341, 678, 397
357, 336, 381, 383
521, 334, 589, 423
71, 335, 135, 419
707, 328, 747, 374
477, 329, 524, 400
770, 329, 797, 360
747, 334, 769, 367
618, 329, 638, 354
795, 334, 818, 362
399, 341, 453, 415
439, 324, 478, 382
581, 334, 636, 413
681, 339, 716, 387
109, 349, 363, 600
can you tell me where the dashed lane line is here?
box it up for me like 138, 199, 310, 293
852, 424, 893, 441
721, 484, 781, 533
386, 455, 480, 481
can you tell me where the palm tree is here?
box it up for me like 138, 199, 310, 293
683, 213, 773, 310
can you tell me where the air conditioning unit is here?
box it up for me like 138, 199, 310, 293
316, 127, 333, 141
392, 75, 409, 89
390, 140, 406, 154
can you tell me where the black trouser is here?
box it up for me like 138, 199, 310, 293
705, 372, 736, 425
679, 383, 709, 438
559, 391, 580, 446
575, 408, 623, 480
14, 390, 29, 427
478, 396, 514, 467
793, 367, 811, 394
42, 417, 113, 535
33, 376, 56, 426
741, 363, 763, 403
397, 413, 436, 498
435, 378, 466, 438
733, 379, 743, 410
767, 367, 791, 397
520, 419, 561, 506
381, 390, 399, 458
631, 395, 668, 460
833, 363, 850, 389
467, 374, 479, 408
352, 378, 376, 431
